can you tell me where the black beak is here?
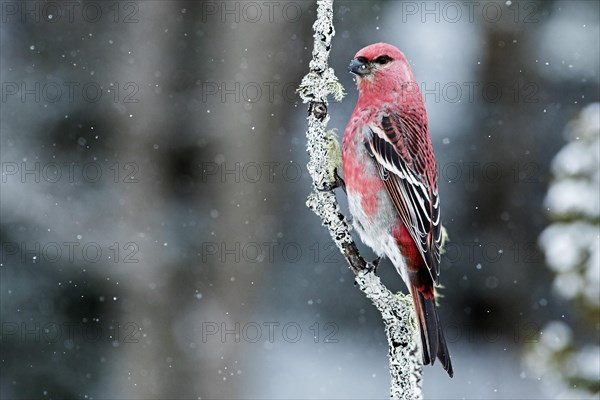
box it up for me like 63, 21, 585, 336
349, 58, 370, 76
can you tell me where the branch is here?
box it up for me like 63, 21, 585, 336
297, 1, 423, 399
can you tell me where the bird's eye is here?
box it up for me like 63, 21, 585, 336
375, 56, 390, 65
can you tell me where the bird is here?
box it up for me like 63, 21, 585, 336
341, 42, 453, 377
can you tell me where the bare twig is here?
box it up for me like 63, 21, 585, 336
297, 1, 423, 399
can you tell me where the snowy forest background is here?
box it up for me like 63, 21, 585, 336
1, 1, 599, 399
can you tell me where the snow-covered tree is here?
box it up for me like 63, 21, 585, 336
528, 103, 600, 398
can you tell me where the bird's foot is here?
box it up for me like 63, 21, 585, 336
367, 256, 381, 274
317, 168, 346, 194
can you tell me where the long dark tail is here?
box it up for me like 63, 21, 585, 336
411, 285, 453, 377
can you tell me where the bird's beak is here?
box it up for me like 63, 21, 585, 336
349, 58, 370, 76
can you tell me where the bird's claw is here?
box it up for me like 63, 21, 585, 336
367, 256, 381, 273
354, 256, 381, 287
317, 168, 346, 193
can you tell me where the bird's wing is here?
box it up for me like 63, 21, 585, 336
365, 112, 441, 283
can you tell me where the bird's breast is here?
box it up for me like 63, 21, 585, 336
342, 123, 384, 217
342, 117, 409, 280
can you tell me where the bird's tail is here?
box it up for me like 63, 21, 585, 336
410, 284, 453, 377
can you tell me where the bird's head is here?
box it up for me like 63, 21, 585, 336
349, 43, 416, 94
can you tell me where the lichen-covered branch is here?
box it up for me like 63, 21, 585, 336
355, 271, 423, 399
297, 1, 423, 399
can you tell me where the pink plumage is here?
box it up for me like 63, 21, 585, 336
342, 43, 453, 377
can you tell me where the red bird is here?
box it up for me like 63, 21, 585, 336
341, 43, 453, 377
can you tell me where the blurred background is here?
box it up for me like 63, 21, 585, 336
1, 0, 598, 399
